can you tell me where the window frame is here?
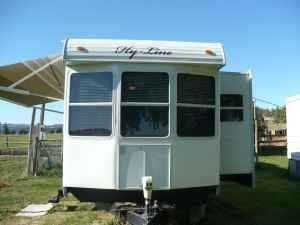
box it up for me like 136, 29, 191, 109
120, 71, 170, 138
176, 73, 216, 138
220, 94, 244, 123
68, 71, 114, 138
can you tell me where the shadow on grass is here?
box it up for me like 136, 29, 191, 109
202, 197, 255, 225
256, 160, 288, 177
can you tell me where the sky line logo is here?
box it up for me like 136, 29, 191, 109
115, 46, 172, 59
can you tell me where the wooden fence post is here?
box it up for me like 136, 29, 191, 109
6, 136, 8, 148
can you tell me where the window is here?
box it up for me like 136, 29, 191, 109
70, 72, 112, 103
69, 72, 113, 136
221, 94, 243, 107
122, 72, 168, 102
177, 107, 215, 136
69, 106, 112, 136
121, 106, 168, 137
177, 73, 215, 137
121, 72, 169, 137
221, 109, 243, 122
178, 74, 215, 105
220, 94, 243, 122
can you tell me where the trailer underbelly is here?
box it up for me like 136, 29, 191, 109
67, 186, 217, 203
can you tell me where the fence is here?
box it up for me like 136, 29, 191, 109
0, 135, 29, 155
0, 134, 62, 155
258, 135, 287, 156
37, 138, 63, 175
28, 133, 63, 176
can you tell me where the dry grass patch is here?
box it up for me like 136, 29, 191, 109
0, 179, 10, 189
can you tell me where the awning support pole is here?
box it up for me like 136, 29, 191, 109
27, 107, 36, 176
40, 104, 46, 125
33, 104, 46, 176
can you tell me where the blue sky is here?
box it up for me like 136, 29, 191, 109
0, 0, 299, 124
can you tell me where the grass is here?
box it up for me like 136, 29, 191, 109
0, 156, 116, 225
202, 156, 300, 225
1, 155, 300, 225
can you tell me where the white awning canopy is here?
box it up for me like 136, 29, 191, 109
0, 55, 64, 107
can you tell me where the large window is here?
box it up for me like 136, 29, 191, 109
220, 94, 243, 122
177, 74, 215, 137
69, 72, 113, 136
121, 72, 169, 137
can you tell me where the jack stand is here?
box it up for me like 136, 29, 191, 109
48, 188, 64, 203
127, 200, 161, 225
126, 176, 162, 225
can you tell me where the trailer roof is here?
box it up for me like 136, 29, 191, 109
64, 39, 225, 66
0, 55, 64, 106
286, 95, 300, 103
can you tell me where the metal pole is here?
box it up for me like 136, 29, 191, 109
40, 104, 46, 125
34, 104, 46, 176
253, 99, 259, 163
34, 106, 63, 115
27, 107, 36, 176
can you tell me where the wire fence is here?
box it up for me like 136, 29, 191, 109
0, 134, 62, 154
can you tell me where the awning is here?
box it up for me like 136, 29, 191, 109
0, 55, 64, 107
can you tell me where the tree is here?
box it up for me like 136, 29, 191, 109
255, 107, 267, 138
19, 128, 29, 134
3, 123, 9, 135
272, 106, 286, 123
56, 127, 63, 133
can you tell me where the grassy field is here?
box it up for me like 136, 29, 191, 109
1, 155, 300, 225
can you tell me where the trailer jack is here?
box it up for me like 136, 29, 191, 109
48, 188, 64, 203
126, 200, 162, 225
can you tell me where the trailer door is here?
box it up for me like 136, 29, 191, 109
219, 72, 254, 187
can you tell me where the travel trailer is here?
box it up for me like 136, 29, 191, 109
61, 39, 255, 206
286, 95, 300, 177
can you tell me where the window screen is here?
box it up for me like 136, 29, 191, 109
121, 72, 169, 137
69, 72, 113, 136
121, 106, 168, 137
220, 94, 244, 122
221, 94, 243, 107
177, 107, 215, 137
122, 72, 169, 102
69, 106, 112, 136
177, 73, 215, 137
221, 109, 243, 122
177, 74, 215, 105
70, 72, 113, 103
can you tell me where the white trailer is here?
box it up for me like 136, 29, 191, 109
286, 95, 300, 176
60, 39, 255, 204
